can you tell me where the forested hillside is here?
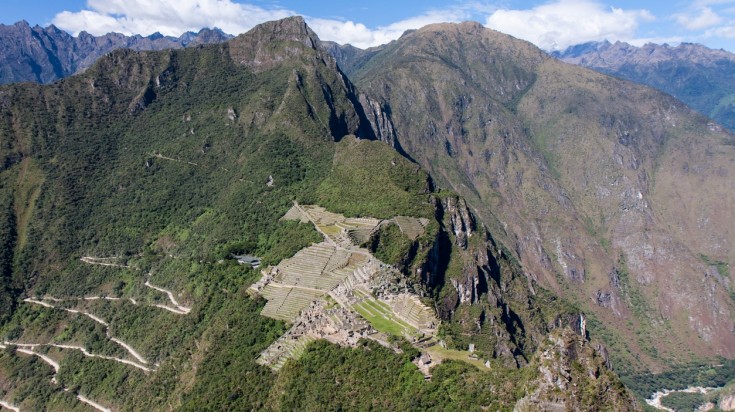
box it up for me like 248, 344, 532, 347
0, 17, 636, 411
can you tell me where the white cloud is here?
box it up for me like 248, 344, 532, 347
676, 7, 723, 30
705, 22, 735, 37
485, 0, 654, 51
692, 0, 735, 7
52, 0, 477, 48
308, 8, 472, 48
53, 0, 294, 36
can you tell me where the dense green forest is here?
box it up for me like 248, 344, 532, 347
621, 359, 735, 399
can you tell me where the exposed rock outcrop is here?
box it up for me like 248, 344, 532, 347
721, 393, 735, 411
514, 327, 640, 411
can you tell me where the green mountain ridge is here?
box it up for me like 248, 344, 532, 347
0, 16, 638, 410
338, 21, 735, 373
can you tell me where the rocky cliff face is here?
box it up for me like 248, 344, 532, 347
0, 21, 232, 85
515, 327, 640, 411
554, 40, 735, 131
721, 392, 735, 411
342, 21, 735, 371
398, 194, 587, 367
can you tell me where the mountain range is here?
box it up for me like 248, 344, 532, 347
554, 40, 735, 132
335, 21, 735, 369
0, 16, 733, 411
0, 20, 231, 84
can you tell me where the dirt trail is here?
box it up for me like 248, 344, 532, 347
151, 304, 189, 315
15, 347, 60, 373
43, 296, 120, 302
109, 338, 147, 365
75, 393, 111, 412
144, 280, 191, 314
39, 295, 181, 314
80, 256, 129, 268
5, 342, 114, 411
0, 400, 20, 412
22, 299, 149, 366
151, 153, 230, 171
23, 298, 52, 308
5, 342, 152, 373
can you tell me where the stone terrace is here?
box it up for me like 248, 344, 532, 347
251, 204, 441, 370
389, 294, 437, 333
393, 216, 429, 240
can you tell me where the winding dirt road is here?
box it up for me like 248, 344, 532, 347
144, 280, 191, 314
23, 299, 148, 365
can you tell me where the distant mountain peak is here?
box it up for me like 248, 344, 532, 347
0, 21, 233, 85
555, 39, 735, 131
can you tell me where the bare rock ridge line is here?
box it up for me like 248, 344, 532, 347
346, 21, 735, 364
22, 298, 149, 365
0, 21, 232, 85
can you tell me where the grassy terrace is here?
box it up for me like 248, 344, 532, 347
318, 224, 342, 237
351, 290, 421, 338
425, 345, 490, 371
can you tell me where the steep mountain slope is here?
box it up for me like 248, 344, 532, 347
554, 40, 735, 131
0, 17, 635, 410
0, 21, 231, 85
321, 41, 387, 77
348, 21, 735, 372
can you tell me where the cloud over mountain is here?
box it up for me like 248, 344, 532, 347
48, 0, 735, 51
485, 0, 654, 50
51, 0, 471, 48
52, 0, 293, 37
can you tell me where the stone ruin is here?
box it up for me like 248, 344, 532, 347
251, 202, 440, 371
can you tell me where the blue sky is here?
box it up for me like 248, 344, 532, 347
2, 0, 735, 52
